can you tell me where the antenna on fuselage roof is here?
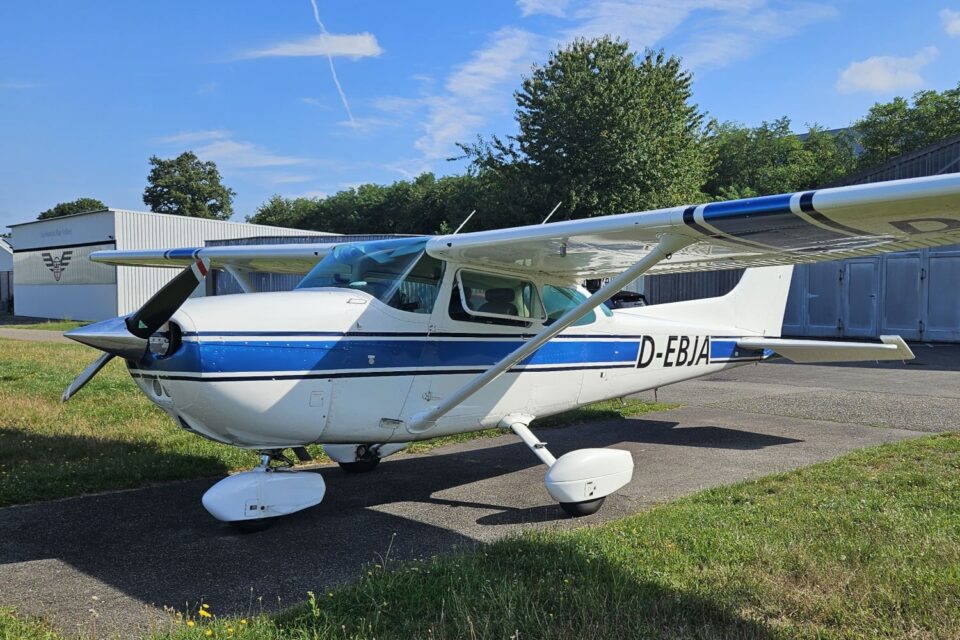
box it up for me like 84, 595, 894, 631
541, 201, 562, 224
452, 210, 476, 234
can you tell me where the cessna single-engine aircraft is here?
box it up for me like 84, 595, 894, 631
61, 174, 960, 527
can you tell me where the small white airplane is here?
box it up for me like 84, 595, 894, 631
61, 174, 960, 529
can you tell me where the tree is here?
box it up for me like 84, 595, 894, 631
37, 197, 107, 220
854, 84, 960, 169
461, 38, 712, 219
143, 152, 235, 220
705, 118, 856, 198
248, 173, 496, 235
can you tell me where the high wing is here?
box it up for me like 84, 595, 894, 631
90, 243, 340, 274
427, 174, 960, 279
87, 175, 960, 279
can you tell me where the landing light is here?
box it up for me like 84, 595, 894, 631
148, 322, 182, 358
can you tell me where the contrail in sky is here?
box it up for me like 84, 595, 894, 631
309, 0, 355, 124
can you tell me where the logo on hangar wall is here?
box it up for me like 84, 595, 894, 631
42, 250, 73, 282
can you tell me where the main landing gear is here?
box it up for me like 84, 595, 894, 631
323, 442, 410, 473
503, 414, 634, 518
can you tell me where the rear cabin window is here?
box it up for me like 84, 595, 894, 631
450, 271, 545, 327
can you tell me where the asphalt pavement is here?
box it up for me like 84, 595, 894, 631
1, 344, 958, 638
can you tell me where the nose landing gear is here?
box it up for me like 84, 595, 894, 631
202, 450, 326, 532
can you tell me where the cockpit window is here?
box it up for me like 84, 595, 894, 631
296, 237, 443, 314
542, 285, 597, 326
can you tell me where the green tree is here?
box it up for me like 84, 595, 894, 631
250, 194, 319, 229
248, 173, 495, 235
705, 118, 856, 197
462, 38, 712, 219
142, 151, 235, 220
854, 84, 960, 169
37, 197, 107, 220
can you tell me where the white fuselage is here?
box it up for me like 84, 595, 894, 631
129, 278, 765, 449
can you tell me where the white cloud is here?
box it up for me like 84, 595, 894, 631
301, 97, 331, 108
242, 33, 383, 59
836, 46, 939, 94
678, 2, 838, 70
154, 129, 230, 144
942, 8, 960, 36
0, 80, 45, 90
156, 131, 307, 169
194, 139, 307, 168
518, 0, 570, 17
268, 174, 314, 184
414, 27, 542, 159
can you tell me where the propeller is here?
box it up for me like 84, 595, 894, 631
61, 258, 210, 402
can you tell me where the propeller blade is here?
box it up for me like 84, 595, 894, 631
126, 258, 210, 339
61, 352, 115, 402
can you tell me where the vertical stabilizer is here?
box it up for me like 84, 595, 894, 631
624, 266, 794, 337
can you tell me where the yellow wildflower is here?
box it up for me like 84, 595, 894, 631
186, 620, 195, 628
199, 609, 212, 618
202, 603, 210, 609
240, 619, 247, 625
205, 630, 213, 637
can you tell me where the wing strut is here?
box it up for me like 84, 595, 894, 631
407, 233, 696, 434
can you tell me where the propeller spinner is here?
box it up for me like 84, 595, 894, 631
61, 258, 210, 402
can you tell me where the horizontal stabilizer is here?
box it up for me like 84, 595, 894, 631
736, 335, 914, 363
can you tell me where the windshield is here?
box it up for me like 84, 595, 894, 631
296, 237, 440, 312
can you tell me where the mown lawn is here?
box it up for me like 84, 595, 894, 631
0, 319, 87, 331
0, 338, 674, 506
5, 434, 959, 639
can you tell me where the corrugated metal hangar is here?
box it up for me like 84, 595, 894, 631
7, 209, 331, 321
0, 238, 12, 313
645, 133, 960, 342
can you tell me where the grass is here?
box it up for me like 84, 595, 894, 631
161, 434, 960, 639
0, 338, 673, 506
0, 319, 87, 331
0, 608, 61, 640
5, 434, 958, 639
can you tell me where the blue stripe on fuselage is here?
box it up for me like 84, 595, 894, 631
709, 339, 763, 361
141, 338, 641, 374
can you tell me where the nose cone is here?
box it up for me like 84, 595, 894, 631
65, 316, 148, 361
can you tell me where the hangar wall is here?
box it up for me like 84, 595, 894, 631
9, 209, 332, 321
112, 210, 331, 314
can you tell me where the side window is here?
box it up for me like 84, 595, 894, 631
542, 285, 597, 327
450, 270, 545, 326
386, 253, 444, 314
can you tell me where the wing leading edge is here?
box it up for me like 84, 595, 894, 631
426, 174, 960, 279
90, 243, 340, 274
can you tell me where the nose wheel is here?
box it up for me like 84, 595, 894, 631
203, 451, 326, 532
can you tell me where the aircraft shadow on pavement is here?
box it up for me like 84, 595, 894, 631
0, 415, 799, 622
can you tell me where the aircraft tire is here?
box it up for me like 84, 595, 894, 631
228, 518, 274, 534
559, 497, 605, 517
338, 458, 381, 473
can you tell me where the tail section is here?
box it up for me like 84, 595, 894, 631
626, 266, 794, 336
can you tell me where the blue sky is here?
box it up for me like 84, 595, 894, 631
2, 1, 959, 231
